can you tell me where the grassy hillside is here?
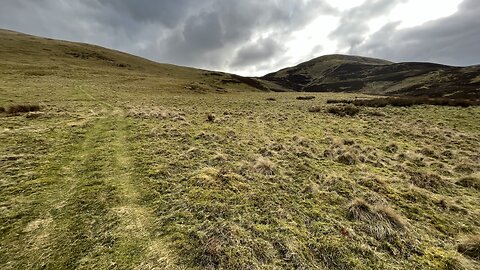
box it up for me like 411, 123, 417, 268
1, 30, 480, 269
0, 29, 267, 95
261, 54, 480, 98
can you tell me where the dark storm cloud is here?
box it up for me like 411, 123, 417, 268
97, 0, 200, 28
231, 38, 285, 68
330, 0, 407, 50
0, 0, 337, 73
350, 0, 480, 66
155, 0, 338, 69
0, 0, 478, 75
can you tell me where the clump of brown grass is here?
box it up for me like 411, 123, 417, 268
456, 176, 480, 190
252, 157, 276, 175
307, 105, 321, 113
296, 96, 315, 100
127, 106, 184, 120
457, 235, 480, 260
327, 105, 360, 117
409, 171, 448, 190
385, 143, 399, 153
347, 198, 377, 221
326, 99, 351, 104
207, 113, 216, 122
5, 104, 41, 114
376, 206, 406, 230
336, 151, 358, 165
292, 135, 311, 147
326, 97, 480, 107
417, 147, 437, 158
443, 256, 475, 270
323, 139, 379, 166
187, 226, 229, 269
348, 199, 406, 239
454, 164, 476, 174
304, 181, 320, 198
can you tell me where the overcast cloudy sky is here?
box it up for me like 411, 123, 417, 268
1, 0, 478, 76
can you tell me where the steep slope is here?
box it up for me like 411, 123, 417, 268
0, 29, 266, 93
261, 54, 480, 98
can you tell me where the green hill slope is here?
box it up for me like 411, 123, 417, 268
261, 54, 480, 98
0, 28, 266, 95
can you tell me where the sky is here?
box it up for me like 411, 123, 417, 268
0, 0, 478, 76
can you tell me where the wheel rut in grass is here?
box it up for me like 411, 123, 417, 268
1, 89, 177, 269
58, 89, 176, 269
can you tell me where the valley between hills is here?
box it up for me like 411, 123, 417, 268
1, 29, 479, 269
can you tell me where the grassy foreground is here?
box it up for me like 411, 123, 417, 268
1, 29, 480, 269
1, 85, 480, 269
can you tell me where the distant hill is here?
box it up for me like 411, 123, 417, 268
0, 28, 267, 93
260, 54, 480, 98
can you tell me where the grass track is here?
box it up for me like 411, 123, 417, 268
0, 90, 174, 269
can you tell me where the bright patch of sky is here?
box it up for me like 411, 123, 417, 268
235, 0, 464, 75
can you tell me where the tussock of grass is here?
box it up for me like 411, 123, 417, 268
207, 113, 216, 122
324, 139, 380, 166
348, 198, 377, 221
5, 104, 41, 114
457, 235, 480, 260
327, 105, 360, 116
307, 105, 322, 112
292, 135, 311, 147
336, 151, 358, 165
456, 176, 480, 190
385, 143, 399, 153
376, 206, 407, 230
326, 99, 351, 104
454, 164, 476, 174
326, 97, 480, 107
252, 157, 276, 175
409, 171, 449, 190
348, 199, 406, 240
296, 96, 315, 100
127, 107, 184, 120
